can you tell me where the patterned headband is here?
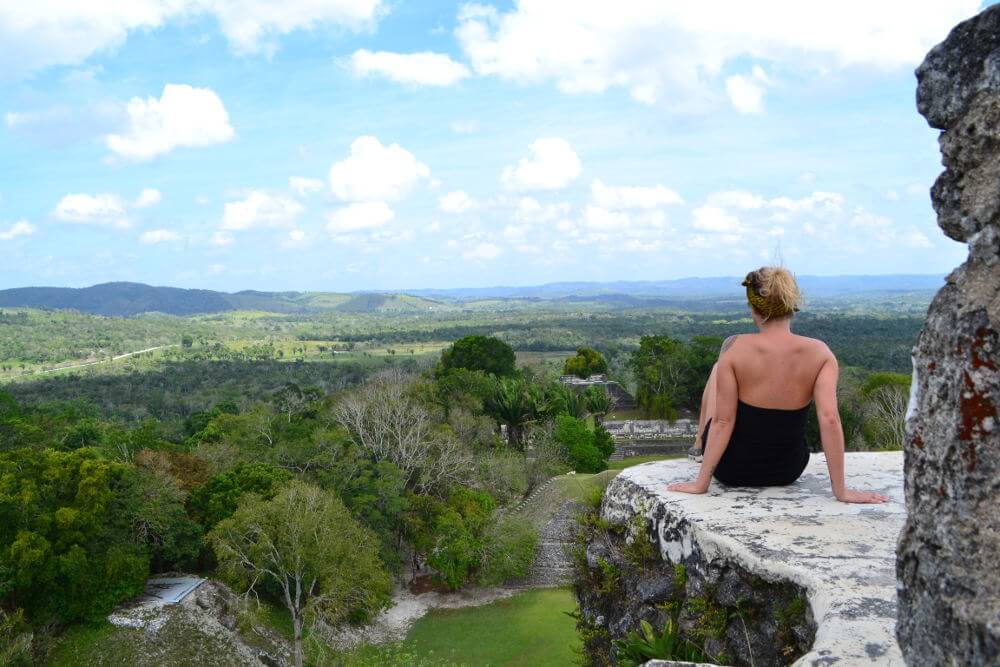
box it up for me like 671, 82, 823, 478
741, 274, 797, 318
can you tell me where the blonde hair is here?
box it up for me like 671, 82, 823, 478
743, 266, 802, 318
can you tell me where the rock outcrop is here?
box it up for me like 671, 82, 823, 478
897, 6, 1000, 665
575, 454, 904, 666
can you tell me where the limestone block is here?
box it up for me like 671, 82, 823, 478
898, 5, 1000, 665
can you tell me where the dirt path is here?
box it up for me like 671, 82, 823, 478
37, 344, 177, 374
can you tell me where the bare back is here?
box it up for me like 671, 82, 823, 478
725, 333, 831, 409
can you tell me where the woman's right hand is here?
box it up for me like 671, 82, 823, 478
835, 488, 890, 504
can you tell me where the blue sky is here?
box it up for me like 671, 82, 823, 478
0, 1, 993, 291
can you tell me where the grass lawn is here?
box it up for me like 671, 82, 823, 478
353, 588, 581, 667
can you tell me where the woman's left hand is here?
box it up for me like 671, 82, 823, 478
667, 480, 709, 494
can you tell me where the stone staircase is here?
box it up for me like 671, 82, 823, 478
505, 475, 582, 589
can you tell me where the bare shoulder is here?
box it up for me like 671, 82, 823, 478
794, 335, 837, 373
719, 334, 742, 355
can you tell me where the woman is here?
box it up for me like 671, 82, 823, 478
668, 267, 888, 504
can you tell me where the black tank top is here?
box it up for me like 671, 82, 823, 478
702, 400, 811, 487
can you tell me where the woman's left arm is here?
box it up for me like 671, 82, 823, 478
668, 355, 738, 493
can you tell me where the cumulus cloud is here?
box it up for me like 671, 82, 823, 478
329, 136, 430, 202
221, 191, 303, 231
438, 190, 477, 213
134, 188, 162, 208
501, 138, 581, 191
456, 2, 979, 107
0, 1, 387, 79
289, 176, 325, 197
692, 205, 743, 233
327, 201, 395, 234
53, 193, 130, 228
140, 229, 182, 244
350, 50, 471, 86
725, 66, 770, 114
0, 220, 35, 241
105, 84, 234, 161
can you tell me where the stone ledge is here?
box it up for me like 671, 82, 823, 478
602, 452, 905, 666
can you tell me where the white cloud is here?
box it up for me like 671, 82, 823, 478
210, 231, 235, 246
350, 50, 470, 86
514, 197, 571, 223
288, 229, 306, 242
140, 229, 181, 244
327, 201, 395, 233
463, 242, 502, 260
289, 176, 324, 197
53, 193, 130, 228
221, 191, 303, 231
456, 2, 979, 107
692, 206, 743, 233
0, 1, 387, 79
706, 191, 766, 210
590, 179, 683, 209
501, 138, 581, 191
438, 190, 477, 214
725, 72, 765, 114
329, 136, 430, 202
0, 220, 35, 241
583, 206, 630, 231
106, 84, 234, 161
134, 188, 162, 208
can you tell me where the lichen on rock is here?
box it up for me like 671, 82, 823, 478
897, 5, 1000, 666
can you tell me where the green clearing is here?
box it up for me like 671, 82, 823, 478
607, 454, 684, 470
354, 588, 581, 667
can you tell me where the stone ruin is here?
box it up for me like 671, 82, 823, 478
897, 4, 1000, 665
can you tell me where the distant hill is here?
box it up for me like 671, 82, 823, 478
405, 274, 946, 300
0, 275, 943, 317
0, 282, 449, 317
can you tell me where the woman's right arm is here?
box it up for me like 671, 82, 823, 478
814, 350, 889, 504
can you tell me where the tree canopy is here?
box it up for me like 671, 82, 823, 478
440, 335, 517, 377
563, 347, 608, 379
209, 481, 391, 667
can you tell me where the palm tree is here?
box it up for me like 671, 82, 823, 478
483, 376, 535, 449
584, 385, 615, 426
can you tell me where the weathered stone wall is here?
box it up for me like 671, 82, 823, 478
897, 6, 1000, 665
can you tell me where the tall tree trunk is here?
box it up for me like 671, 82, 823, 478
293, 612, 303, 667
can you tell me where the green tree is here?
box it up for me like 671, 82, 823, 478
209, 481, 391, 667
584, 385, 614, 426
483, 377, 535, 449
629, 336, 688, 420
563, 347, 609, 379
440, 335, 517, 377
404, 486, 495, 590
310, 436, 409, 572
0, 448, 149, 625
188, 462, 292, 530
553, 415, 607, 473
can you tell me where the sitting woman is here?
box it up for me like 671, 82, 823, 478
669, 266, 888, 504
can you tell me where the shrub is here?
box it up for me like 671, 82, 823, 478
477, 515, 539, 585
554, 415, 607, 473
